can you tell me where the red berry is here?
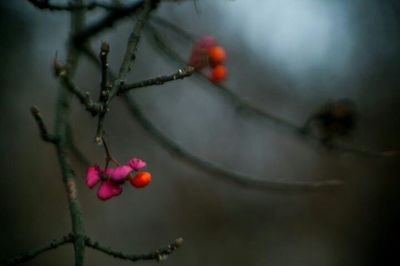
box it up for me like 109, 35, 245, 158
130, 171, 152, 188
209, 65, 228, 83
208, 46, 226, 66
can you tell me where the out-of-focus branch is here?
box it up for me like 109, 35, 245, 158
72, 0, 146, 47
119, 66, 195, 94
85, 236, 184, 262
1, 235, 72, 266
81, 46, 345, 192
146, 18, 400, 158
52, 1, 86, 265
67, 125, 92, 167
27, 0, 123, 11
30, 106, 58, 143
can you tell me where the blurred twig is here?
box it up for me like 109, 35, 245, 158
72, 0, 146, 47
1, 235, 73, 266
27, 0, 124, 11
147, 17, 400, 158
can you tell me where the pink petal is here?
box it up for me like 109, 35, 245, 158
107, 165, 133, 182
128, 158, 147, 171
197, 36, 217, 50
96, 181, 123, 201
86, 165, 101, 189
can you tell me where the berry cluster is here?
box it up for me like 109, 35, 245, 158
86, 157, 151, 201
188, 36, 228, 83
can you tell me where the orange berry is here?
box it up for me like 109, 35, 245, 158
208, 46, 226, 66
130, 171, 152, 188
209, 65, 228, 83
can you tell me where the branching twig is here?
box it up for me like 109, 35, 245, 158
119, 66, 195, 94
81, 46, 345, 192
30, 106, 58, 143
146, 19, 400, 158
84, 236, 184, 262
53, 58, 103, 116
95, 0, 153, 144
1, 234, 72, 266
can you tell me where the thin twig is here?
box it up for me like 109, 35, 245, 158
119, 66, 195, 94
99, 42, 110, 103
111, 0, 153, 98
30, 106, 58, 143
85, 236, 184, 262
1, 235, 72, 266
28, 0, 124, 11
147, 19, 400, 158
54, 58, 102, 116
95, 0, 153, 144
81, 46, 345, 192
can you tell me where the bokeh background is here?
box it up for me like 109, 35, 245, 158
1, 0, 399, 265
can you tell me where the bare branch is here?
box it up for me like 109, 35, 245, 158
122, 94, 345, 191
72, 0, 146, 47
28, 0, 124, 11
99, 41, 110, 103
95, 0, 153, 144
81, 46, 345, 192
119, 66, 195, 94
147, 19, 400, 158
1, 234, 72, 266
85, 236, 184, 262
53, 57, 103, 116
52, 1, 87, 265
112, 1, 153, 96
30, 106, 58, 143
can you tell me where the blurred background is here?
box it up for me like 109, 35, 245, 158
0, 0, 399, 265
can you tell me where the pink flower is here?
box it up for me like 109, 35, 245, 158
85, 157, 148, 201
128, 158, 146, 171
85, 165, 132, 201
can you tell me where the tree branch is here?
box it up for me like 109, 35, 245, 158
118, 66, 194, 94
81, 46, 345, 192
53, 1, 86, 265
84, 236, 184, 262
1, 235, 72, 266
95, 0, 153, 144
72, 0, 145, 47
30, 106, 58, 143
53, 59, 103, 116
146, 19, 400, 158
27, 0, 123, 11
